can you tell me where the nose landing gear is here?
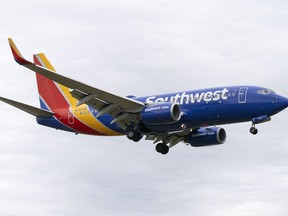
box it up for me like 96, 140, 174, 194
249, 124, 258, 135
249, 115, 271, 135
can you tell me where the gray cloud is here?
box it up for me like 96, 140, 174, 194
1, 0, 288, 215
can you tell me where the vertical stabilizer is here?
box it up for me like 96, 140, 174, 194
33, 54, 77, 111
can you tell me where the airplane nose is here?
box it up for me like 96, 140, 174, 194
276, 94, 288, 112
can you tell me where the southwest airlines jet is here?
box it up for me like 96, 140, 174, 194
1, 38, 288, 155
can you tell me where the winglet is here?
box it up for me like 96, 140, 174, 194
8, 38, 31, 65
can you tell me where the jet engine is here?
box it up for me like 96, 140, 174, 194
141, 102, 181, 125
184, 127, 226, 147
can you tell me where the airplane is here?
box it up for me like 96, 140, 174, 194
1, 38, 288, 155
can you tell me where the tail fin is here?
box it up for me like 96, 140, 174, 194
33, 54, 78, 111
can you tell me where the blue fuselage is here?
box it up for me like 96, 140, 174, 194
97, 85, 288, 134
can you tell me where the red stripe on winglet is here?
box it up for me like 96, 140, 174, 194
9, 44, 30, 65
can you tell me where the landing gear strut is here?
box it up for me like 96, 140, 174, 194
155, 143, 169, 155
249, 124, 258, 135
249, 115, 271, 135
126, 129, 143, 142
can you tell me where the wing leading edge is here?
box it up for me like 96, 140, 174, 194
8, 38, 145, 130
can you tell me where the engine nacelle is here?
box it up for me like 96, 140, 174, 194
141, 102, 181, 125
184, 127, 226, 147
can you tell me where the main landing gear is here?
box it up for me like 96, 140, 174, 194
126, 129, 170, 154
249, 124, 258, 135
126, 129, 143, 142
155, 143, 169, 155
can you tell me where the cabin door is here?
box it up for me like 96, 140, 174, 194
238, 87, 248, 103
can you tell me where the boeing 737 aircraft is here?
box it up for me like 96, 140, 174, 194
1, 38, 288, 154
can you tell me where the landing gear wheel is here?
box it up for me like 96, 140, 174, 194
249, 127, 258, 135
155, 143, 169, 155
132, 133, 143, 142
127, 129, 143, 142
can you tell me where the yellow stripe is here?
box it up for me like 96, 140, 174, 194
37, 53, 78, 106
36, 53, 121, 136
72, 105, 121, 136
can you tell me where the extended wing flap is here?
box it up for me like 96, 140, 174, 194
70, 89, 136, 130
0, 96, 54, 118
70, 89, 107, 111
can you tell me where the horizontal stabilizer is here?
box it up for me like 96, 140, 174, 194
0, 96, 54, 118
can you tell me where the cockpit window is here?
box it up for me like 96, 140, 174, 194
257, 89, 275, 95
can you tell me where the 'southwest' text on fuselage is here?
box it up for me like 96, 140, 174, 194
146, 88, 229, 105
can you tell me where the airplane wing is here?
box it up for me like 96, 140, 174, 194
8, 38, 145, 130
0, 96, 54, 118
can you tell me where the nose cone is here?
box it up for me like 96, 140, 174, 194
277, 95, 288, 112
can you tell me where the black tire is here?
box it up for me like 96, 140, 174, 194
249, 127, 258, 135
155, 143, 163, 153
132, 133, 143, 142
127, 129, 137, 140
155, 143, 169, 155
127, 129, 143, 142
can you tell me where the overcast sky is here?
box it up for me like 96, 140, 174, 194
1, 0, 288, 215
